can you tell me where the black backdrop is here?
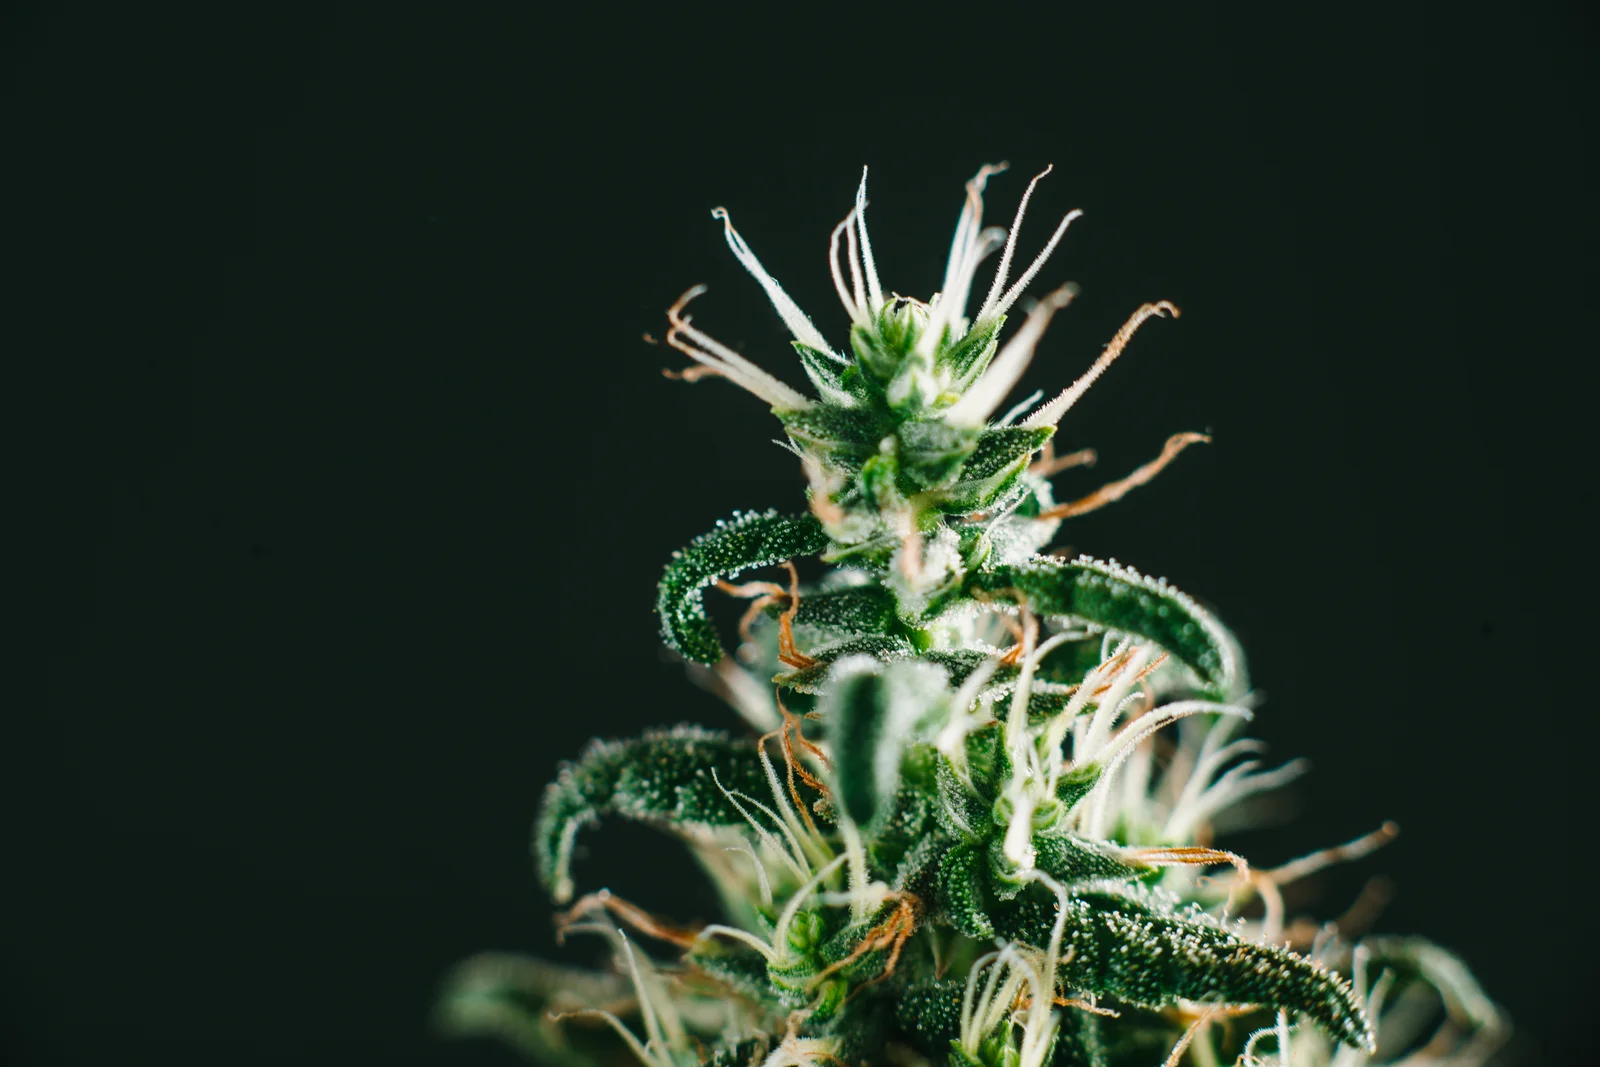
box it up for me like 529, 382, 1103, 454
10, 4, 1587, 1064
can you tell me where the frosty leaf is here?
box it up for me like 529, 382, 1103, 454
1054, 762, 1103, 810
921, 648, 998, 687
794, 342, 857, 407
994, 889, 1373, 1051
895, 978, 967, 1050
852, 314, 917, 383
933, 752, 992, 844
822, 657, 950, 827
940, 316, 1004, 387
780, 404, 891, 470
1021, 831, 1146, 889
791, 583, 903, 645
897, 978, 1108, 1067
535, 726, 770, 903
688, 941, 773, 1001
774, 634, 915, 693
932, 427, 1055, 512
897, 419, 980, 489
1052, 1006, 1109, 1067
935, 841, 995, 939
970, 556, 1246, 698
864, 746, 942, 886
657, 510, 829, 664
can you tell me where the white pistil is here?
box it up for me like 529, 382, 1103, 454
979, 207, 1083, 326
829, 210, 869, 327
844, 199, 866, 316
855, 167, 885, 312
712, 206, 835, 355
976, 165, 1054, 322
918, 162, 1009, 360
943, 284, 1078, 426
664, 286, 814, 410
1022, 301, 1179, 429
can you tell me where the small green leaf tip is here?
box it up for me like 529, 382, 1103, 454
448, 163, 1498, 1067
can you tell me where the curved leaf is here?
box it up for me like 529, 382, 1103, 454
774, 634, 915, 693
657, 510, 829, 664
994, 888, 1372, 1051
535, 726, 770, 903
790, 583, 902, 645
970, 555, 1246, 698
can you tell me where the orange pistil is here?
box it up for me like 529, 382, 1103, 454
1333, 875, 1396, 939
762, 697, 828, 838
996, 609, 1038, 666
1128, 846, 1250, 881
715, 577, 789, 644
1054, 997, 1121, 1017
780, 701, 832, 785
555, 889, 703, 949
777, 560, 818, 669
662, 365, 726, 382
1035, 432, 1210, 522
811, 893, 921, 995
1028, 442, 1099, 478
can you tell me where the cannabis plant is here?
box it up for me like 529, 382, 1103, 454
441, 166, 1505, 1066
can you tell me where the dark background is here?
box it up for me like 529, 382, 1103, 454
9, 4, 1587, 1064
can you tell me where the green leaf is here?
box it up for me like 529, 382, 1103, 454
688, 941, 774, 1001
780, 404, 891, 470
932, 427, 1055, 513
773, 634, 915, 693
896, 978, 967, 1051
1053, 1005, 1109, 1067
987, 832, 1146, 903
656, 510, 829, 664
865, 746, 943, 889
1054, 763, 1103, 810
935, 841, 995, 939
898, 419, 981, 489
994, 888, 1373, 1051
897, 973, 1108, 1067
1030, 832, 1146, 887
940, 316, 1004, 387
851, 320, 909, 383
793, 342, 857, 407
791, 583, 902, 645
933, 754, 991, 844
822, 658, 950, 826
534, 726, 770, 903
969, 556, 1247, 699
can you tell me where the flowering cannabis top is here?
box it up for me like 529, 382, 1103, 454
441, 166, 1504, 1067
